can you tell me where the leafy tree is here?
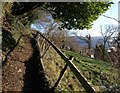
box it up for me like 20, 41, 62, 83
11, 2, 113, 30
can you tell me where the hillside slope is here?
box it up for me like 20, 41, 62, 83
2, 29, 120, 92
42, 48, 120, 92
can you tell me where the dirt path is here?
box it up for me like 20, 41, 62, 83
2, 36, 50, 92
22, 37, 50, 92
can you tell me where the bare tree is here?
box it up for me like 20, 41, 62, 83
50, 28, 69, 48
31, 9, 58, 58
72, 32, 92, 56
108, 26, 120, 67
102, 15, 120, 66
100, 24, 117, 60
32, 9, 70, 57
117, 31, 120, 67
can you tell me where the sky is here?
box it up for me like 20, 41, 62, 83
72, 0, 118, 37
31, 1, 119, 37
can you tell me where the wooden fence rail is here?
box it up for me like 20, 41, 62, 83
34, 30, 96, 93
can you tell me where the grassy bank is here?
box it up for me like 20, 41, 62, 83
42, 48, 120, 92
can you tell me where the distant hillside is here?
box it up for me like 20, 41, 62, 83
69, 36, 103, 48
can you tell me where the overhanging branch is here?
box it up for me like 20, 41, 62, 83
102, 15, 120, 23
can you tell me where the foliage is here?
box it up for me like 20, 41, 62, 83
43, 2, 113, 30
11, 2, 113, 30
1, 2, 119, 92
1, 2, 33, 61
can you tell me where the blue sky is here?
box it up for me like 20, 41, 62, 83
74, 0, 118, 37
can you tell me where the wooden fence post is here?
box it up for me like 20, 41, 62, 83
51, 56, 74, 92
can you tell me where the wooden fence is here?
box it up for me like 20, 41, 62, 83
35, 30, 96, 93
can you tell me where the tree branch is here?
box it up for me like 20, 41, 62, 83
102, 15, 120, 23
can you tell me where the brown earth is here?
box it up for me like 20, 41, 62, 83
2, 36, 51, 92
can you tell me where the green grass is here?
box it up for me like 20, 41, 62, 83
43, 49, 120, 92
62, 50, 119, 90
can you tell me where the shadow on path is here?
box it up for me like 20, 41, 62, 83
22, 38, 51, 93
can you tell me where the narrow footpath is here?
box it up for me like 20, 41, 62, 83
2, 36, 51, 92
